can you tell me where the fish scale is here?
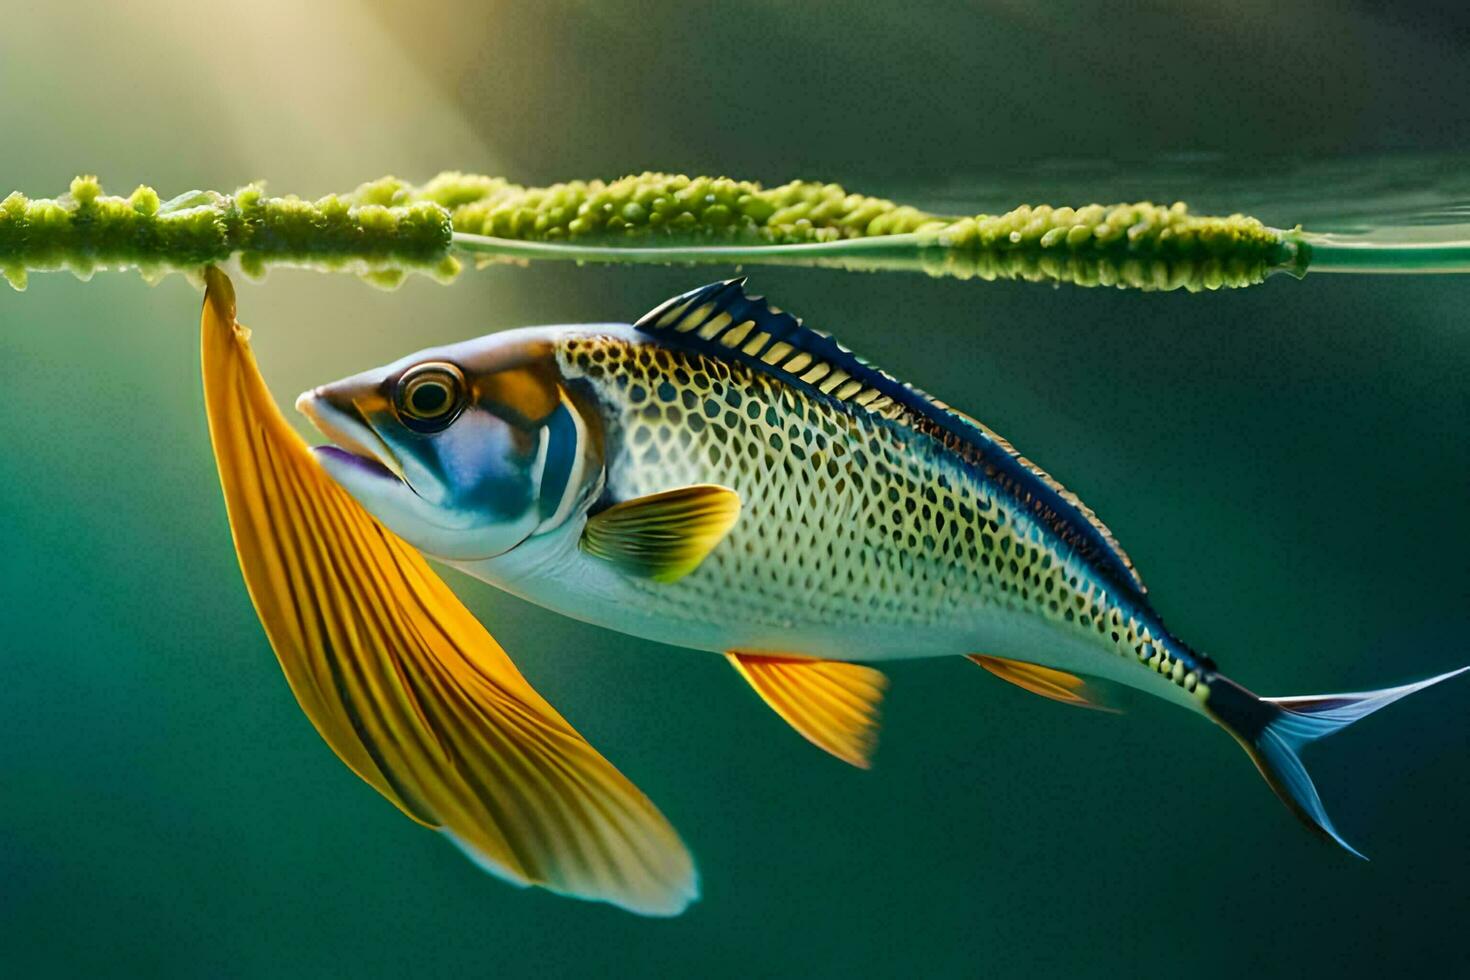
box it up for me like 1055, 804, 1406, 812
556, 330, 1199, 702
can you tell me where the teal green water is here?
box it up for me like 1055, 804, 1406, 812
4, 2, 1470, 977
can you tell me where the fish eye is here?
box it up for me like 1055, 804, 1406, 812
396, 362, 465, 431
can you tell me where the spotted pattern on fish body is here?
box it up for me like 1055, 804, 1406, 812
555, 321, 1212, 702
635, 279, 1148, 602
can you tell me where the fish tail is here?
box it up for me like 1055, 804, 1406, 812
1206, 665, 1470, 858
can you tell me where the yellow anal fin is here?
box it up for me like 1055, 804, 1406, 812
581, 484, 741, 582
201, 269, 696, 917
967, 654, 1119, 713
726, 652, 887, 768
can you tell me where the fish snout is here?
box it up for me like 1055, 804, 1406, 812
294, 386, 327, 425
295, 381, 362, 428
295, 385, 353, 445
296, 385, 405, 481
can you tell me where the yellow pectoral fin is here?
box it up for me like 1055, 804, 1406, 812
726, 652, 887, 768
201, 269, 696, 917
967, 654, 1119, 713
581, 485, 741, 582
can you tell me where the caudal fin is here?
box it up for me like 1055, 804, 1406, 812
1210, 666, 1470, 859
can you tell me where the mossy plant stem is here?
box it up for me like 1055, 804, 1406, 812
14, 171, 1456, 294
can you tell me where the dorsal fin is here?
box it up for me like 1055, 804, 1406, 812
634, 279, 1147, 599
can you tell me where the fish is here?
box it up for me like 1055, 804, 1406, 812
297, 276, 1466, 860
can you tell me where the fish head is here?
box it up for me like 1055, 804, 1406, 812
296, 326, 606, 560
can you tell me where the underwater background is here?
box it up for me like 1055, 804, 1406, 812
3, 1, 1469, 976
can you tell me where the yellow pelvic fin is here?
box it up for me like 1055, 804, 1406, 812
725, 652, 888, 768
581, 485, 741, 582
200, 269, 696, 917
967, 654, 1119, 713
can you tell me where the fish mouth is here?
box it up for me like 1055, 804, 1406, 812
295, 386, 521, 561
295, 388, 406, 484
